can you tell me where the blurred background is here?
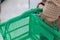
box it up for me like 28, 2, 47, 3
0, 0, 42, 40
1, 0, 42, 22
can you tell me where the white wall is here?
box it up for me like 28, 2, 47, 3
1, 0, 42, 22
1, 0, 29, 22
30, 0, 42, 8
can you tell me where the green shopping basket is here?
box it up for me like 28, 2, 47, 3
0, 8, 60, 40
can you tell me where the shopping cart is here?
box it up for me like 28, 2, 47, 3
0, 8, 60, 40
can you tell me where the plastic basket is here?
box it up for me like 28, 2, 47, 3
0, 8, 60, 40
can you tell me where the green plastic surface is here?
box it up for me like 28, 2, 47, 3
0, 8, 60, 40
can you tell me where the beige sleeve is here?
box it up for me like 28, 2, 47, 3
47, 0, 60, 7
42, 1, 60, 19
